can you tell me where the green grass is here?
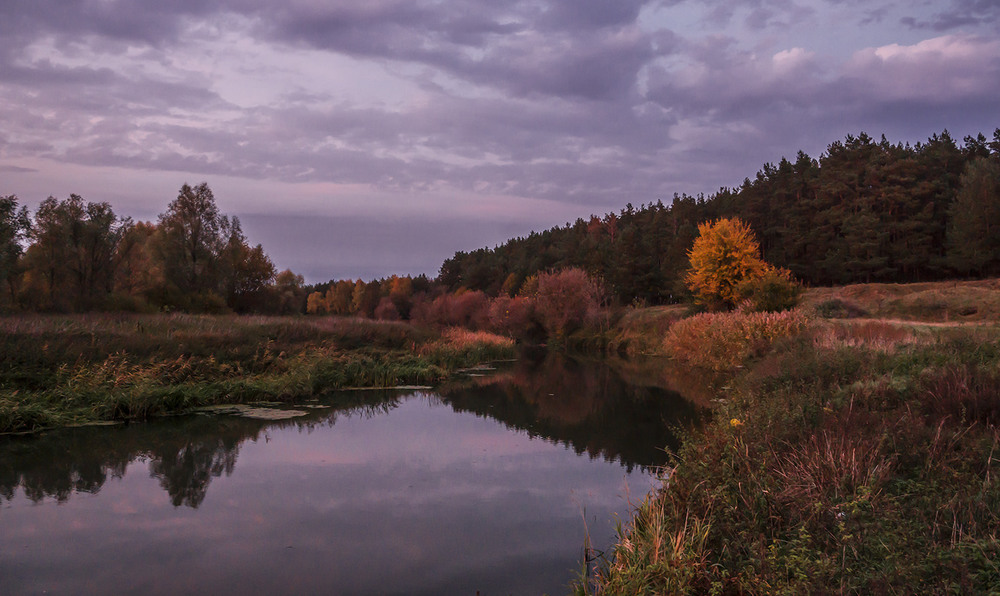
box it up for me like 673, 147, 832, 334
0, 313, 515, 434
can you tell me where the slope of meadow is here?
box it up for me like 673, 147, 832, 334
586, 279, 1000, 594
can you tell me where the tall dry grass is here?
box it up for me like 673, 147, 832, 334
811, 319, 933, 352
0, 314, 515, 433
588, 317, 1000, 594
664, 309, 809, 370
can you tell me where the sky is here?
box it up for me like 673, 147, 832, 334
1, 0, 998, 283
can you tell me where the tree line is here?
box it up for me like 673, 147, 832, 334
438, 129, 1000, 304
0, 183, 307, 313
4, 128, 998, 315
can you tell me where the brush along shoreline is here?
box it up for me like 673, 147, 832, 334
581, 279, 1000, 594
0, 315, 515, 434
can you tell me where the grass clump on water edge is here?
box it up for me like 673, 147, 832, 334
580, 316, 1000, 594
0, 314, 515, 434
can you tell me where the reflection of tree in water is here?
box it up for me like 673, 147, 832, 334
0, 427, 133, 503
146, 418, 247, 508
439, 350, 706, 472
0, 393, 401, 508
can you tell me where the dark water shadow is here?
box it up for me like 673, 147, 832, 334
0, 393, 401, 508
438, 349, 706, 472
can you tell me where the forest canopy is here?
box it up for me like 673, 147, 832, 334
437, 129, 1000, 304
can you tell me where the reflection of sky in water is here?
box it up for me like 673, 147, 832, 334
1, 394, 657, 595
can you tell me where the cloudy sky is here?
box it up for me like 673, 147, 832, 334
1, 0, 998, 282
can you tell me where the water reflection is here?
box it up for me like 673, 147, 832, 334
1, 355, 700, 507
0, 354, 704, 594
440, 351, 703, 472
0, 396, 401, 509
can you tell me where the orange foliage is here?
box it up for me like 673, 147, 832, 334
664, 309, 809, 370
685, 217, 769, 309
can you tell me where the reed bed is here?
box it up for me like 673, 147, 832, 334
0, 314, 514, 434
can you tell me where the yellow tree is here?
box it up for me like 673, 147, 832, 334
327, 279, 355, 315
306, 291, 326, 314
685, 217, 768, 309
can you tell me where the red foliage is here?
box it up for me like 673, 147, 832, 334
534, 268, 603, 340
374, 296, 400, 321
412, 290, 490, 329
488, 295, 537, 339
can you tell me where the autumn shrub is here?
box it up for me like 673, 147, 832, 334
487, 295, 537, 339
414, 290, 491, 329
534, 268, 604, 342
373, 296, 400, 321
734, 266, 802, 312
665, 309, 809, 370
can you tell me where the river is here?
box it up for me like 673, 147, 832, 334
0, 353, 702, 595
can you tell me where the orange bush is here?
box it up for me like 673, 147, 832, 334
665, 310, 809, 370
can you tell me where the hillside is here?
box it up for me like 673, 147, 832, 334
439, 129, 1000, 305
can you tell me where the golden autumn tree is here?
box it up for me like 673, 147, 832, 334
685, 217, 768, 309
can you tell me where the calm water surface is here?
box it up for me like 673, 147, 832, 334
0, 354, 701, 595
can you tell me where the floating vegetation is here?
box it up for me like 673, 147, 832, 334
194, 404, 308, 420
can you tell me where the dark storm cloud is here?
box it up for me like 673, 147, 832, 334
900, 0, 1000, 31
255, 0, 657, 100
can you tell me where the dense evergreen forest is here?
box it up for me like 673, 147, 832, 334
438, 129, 1000, 305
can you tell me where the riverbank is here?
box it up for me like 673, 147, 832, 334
584, 280, 1000, 593
0, 314, 514, 434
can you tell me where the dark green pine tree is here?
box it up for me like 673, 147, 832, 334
948, 156, 1000, 276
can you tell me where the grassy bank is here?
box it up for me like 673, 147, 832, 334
0, 314, 515, 434
585, 281, 1000, 593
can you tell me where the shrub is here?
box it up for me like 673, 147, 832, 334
534, 268, 604, 341
411, 290, 490, 329
373, 296, 400, 321
665, 310, 809, 370
735, 267, 802, 312
487, 295, 537, 339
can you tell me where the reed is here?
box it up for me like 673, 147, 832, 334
0, 314, 514, 434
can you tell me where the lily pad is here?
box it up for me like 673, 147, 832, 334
194, 404, 308, 420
